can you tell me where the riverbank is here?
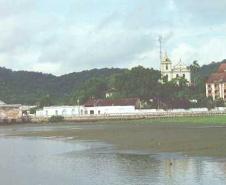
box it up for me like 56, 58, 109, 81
31, 110, 226, 123
6, 116, 226, 158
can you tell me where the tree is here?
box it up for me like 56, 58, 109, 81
38, 94, 53, 108
190, 60, 200, 85
72, 78, 108, 104
113, 66, 161, 99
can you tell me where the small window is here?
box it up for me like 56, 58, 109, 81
55, 110, 58, 115
176, 74, 179, 78
183, 74, 185, 78
98, 110, 101, 115
166, 64, 168, 70
81, 109, 83, 115
90, 110, 94, 115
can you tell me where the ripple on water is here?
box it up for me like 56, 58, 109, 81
0, 136, 225, 185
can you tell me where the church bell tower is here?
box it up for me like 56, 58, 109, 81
160, 52, 172, 81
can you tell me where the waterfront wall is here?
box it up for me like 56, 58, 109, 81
32, 108, 226, 122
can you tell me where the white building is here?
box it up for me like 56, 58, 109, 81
36, 105, 137, 117
36, 106, 83, 117
35, 98, 141, 117
160, 53, 191, 83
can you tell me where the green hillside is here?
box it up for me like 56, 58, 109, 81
0, 67, 125, 104
0, 59, 225, 105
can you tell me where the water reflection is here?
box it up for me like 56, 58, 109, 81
0, 136, 225, 184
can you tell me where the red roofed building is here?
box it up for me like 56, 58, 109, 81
84, 98, 141, 109
206, 63, 226, 100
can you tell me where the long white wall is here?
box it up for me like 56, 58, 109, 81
35, 105, 222, 118
36, 106, 82, 117
35, 105, 136, 117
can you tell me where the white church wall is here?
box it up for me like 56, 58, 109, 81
160, 53, 191, 84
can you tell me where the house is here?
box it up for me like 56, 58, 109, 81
160, 53, 191, 83
206, 63, 226, 100
84, 98, 141, 108
0, 101, 23, 122
83, 98, 141, 115
105, 88, 117, 98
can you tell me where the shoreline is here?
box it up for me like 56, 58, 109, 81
30, 111, 226, 124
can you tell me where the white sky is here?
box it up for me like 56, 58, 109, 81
0, 0, 225, 75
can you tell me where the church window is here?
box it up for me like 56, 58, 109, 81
165, 75, 168, 82
166, 64, 168, 70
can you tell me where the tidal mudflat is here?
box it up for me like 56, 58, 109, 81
9, 119, 226, 157
1, 121, 226, 185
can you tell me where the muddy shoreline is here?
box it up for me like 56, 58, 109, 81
2, 121, 226, 158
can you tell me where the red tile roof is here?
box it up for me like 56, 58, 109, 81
206, 72, 226, 83
217, 63, 226, 73
84, 98, 140, 107
206, 63, 226, 83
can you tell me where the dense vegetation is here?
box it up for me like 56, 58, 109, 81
0, 59, 225, 108
0, 67, 124, 105
72, 60, 226, 109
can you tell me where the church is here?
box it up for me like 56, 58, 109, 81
160, 53, 191, 84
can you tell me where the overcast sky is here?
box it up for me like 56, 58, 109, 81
0, 0, 225, 75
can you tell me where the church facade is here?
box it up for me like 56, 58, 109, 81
160, 53, 191, 84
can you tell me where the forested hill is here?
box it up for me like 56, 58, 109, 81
0, 59, 225, 105
0, 67, 125, 104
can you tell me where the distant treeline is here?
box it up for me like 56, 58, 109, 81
0, 59, 226, 109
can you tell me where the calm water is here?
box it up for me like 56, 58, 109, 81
0, 125, 226, 185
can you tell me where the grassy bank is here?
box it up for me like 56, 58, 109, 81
136, 115, 226, 125
74, 114, 226, 125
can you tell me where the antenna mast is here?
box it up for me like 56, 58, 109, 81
158, 36, 163, 63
